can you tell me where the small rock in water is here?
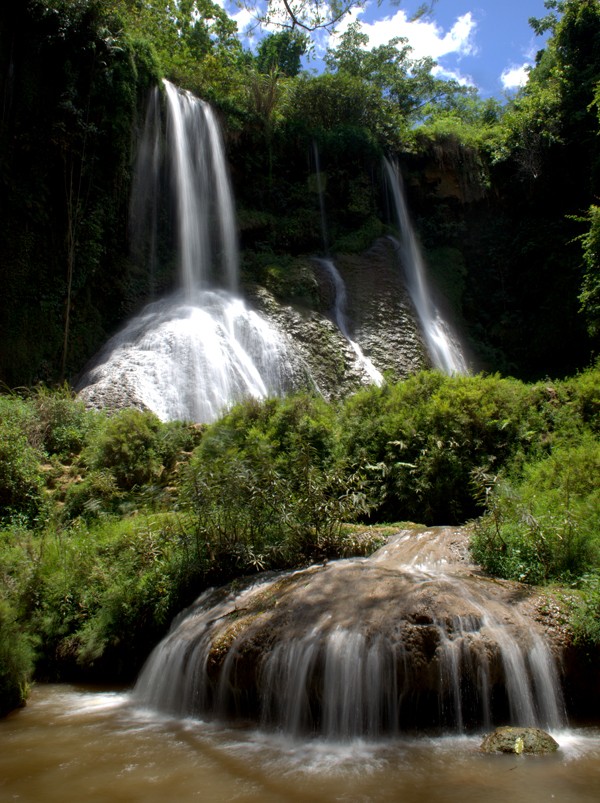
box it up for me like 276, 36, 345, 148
480, 727, 559, 755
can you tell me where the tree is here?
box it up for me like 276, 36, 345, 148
256, 29, 309, 76
578, 204, 600, 336
119, 0, 244, 87
325, 21, 474, 124
240, 0, 436, 34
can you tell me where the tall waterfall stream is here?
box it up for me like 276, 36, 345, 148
383, 157, 469, 375
77, 81, 308, 422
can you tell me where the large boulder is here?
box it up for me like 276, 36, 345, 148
135, 528, 565, 737
480, 726, 559, 754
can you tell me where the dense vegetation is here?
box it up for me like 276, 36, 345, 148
1, 366, 599, 713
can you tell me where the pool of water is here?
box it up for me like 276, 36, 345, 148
1, 685, 599, 803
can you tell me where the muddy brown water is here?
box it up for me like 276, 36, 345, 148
1, 685, 599, 803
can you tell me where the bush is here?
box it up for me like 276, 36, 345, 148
471, 436, 600, 584
0, 397, 46, 526
30, 384, 94, 459
0, 527, 38, 715
85, 409, 163, 490
571, 573, 600, 646
183, 428, 370, 570
62, 470, 122, 521
0, 598, 35, 716
336, 371, 537, 523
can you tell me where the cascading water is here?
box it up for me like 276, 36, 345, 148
384, 158, 469, 375
163, 80, 238, 296
134, 527, 565, 739
77, 81, 304, 422
310, 142, 383, 386
315, 258, 384, 386
312, 140, 330, 256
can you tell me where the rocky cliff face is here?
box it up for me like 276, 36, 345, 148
248, 238, 429, 400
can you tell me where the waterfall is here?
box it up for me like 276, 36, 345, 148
312, 140, 329, 255
134, 528, 565, 739
310, 141, 383, 386
163, 81, 238, 296
77, 81, 303, 422
383, 158, 469, 375
315, 257, 383, 386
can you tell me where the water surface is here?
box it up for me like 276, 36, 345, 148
1, 685, 599, 802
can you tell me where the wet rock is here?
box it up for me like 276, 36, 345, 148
480, 726, 559, 754
136, 527, 565, 735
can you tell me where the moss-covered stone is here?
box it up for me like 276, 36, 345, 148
480, 726, 559, 754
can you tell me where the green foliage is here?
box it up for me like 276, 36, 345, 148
337, 371, 535, 523
577, 204, 600, 336
287, 73, 406, 148
256, 30, 309, 77
85, 409, 163, 490
30, 384, 95, 459
472, 438, 600, 583
62, 469, 122, 521
0, 598, 36, 716
325, 21, 472, 124
0, 397, 46, 527
183, 430, 370, 568
571, 572, 600, 645
0, 527, 38, 715
12, 514, 188, 680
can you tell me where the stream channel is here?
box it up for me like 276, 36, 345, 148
1, 683, 599, 802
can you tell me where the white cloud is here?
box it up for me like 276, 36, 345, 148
229, 6, 256, 36
500, 63, 531, 90
431, 64, 474, 88
342, 9, 478, 62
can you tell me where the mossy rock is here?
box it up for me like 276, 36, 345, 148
480, 726, 559, 754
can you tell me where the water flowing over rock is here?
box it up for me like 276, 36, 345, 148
77, 83, 472, 422
384, 157, 469, 375
77, 82, 314, 422
314, 257, 384, 386
134, 528, 565, 739
75, 291, 309, 423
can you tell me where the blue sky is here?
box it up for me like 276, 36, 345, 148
227, 0, 553, 98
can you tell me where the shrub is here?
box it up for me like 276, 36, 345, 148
471, 436, 600, 584
0, 527, 38, 715
85, 408, 162, 490
30, 384, 94, 459
0, 598, 35, 716
571, 573, 600, 646
62, 469, 122, 521
336, 371, 539, 523
183, 423, 370, 571
0, 397, 46, 526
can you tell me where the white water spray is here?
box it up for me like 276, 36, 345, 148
384, 158, 469, 375
78, 81, 303, 422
